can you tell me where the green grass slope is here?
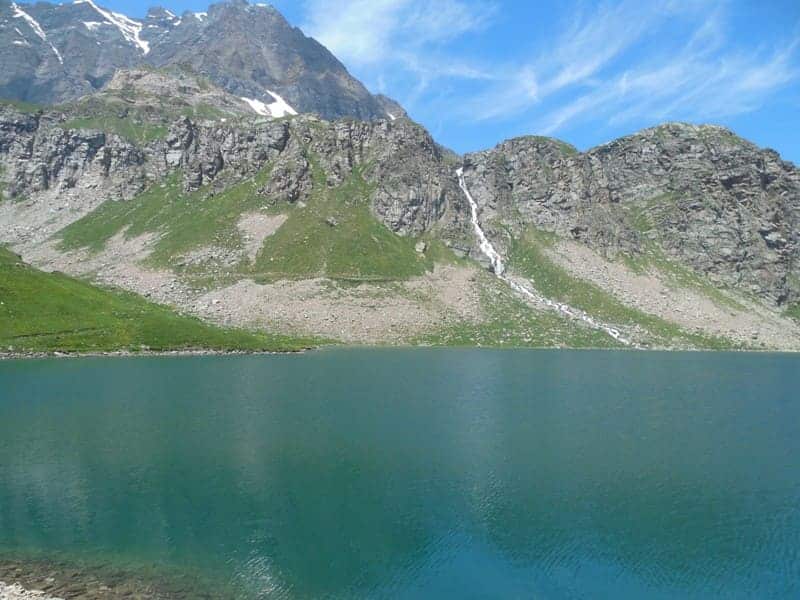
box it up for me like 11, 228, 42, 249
251, 160, 439, 282
508, 229, 738, 350
0, 98, 42, 114
58, 155, 449, 285
417, 271, 624, 349
59, 169, 274, 265
787, 303, 800, 322
0, 248, 316, 354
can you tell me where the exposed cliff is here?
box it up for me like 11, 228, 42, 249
461, 124, 800, 305
2, 71, 800, 350
0, 93, 466, 247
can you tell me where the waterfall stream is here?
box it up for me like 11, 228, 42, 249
456, 168, 631, 346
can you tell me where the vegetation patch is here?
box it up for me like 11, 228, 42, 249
0, 98, 42, 114
417, 272, 622, 349
58, 168, 277, 267
180, 104, 236, 121
58, 157, 452, 286
625, 193, 747, 311
623, 197, 745, 311
251, 158, 435, 282
0, 248, 318, 354
626, 246, 745, 312
508, 229, 739, 350
786, 303, 800, 322
60, 115, 168, 144
518, 135, 579, 156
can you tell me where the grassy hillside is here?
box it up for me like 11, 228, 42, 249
417, 271, 624, 349
59, 169, 274, 264
0, 248, 317, 354
787, 303, 800, 322
508, 228, 738, 350
58, 157, 450, 285
0, 98, 42, 114
251, 160, 441, 282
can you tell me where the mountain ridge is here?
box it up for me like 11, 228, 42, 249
0, 0, 401, 121
2, 70, 799, 350
1, 3, 800, 352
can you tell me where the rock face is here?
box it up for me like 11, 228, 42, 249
462, 125, 800, 305
0, 108, 147, 202
96, 68, 266, 118
0, 0, 401, 121
156, 115, 466, 237
0, 100, 466, 245
1, 57, 799, 310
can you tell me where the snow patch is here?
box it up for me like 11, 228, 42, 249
241, 97, 271, 117
387, 112, 397, 121
241, 92, 298, 118
83, 21, 103, 31
11, 2, 63, 64
265, 90, 298, 117
73, 0, 149, 54
194, 12, 208, 21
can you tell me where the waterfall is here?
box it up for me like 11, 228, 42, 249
456, 168, 631, 346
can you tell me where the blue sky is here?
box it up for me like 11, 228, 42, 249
97, 0, 799, 162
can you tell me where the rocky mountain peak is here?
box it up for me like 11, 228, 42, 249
0, 0, 401, 121
145, 6, 180, 22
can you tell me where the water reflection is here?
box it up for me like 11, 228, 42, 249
0, 350, 799, 598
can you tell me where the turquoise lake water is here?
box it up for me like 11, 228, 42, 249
0, 349, 798, 598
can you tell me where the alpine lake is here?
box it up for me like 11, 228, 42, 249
1, 349, 798, 598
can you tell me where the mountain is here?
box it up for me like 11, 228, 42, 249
1, 2, 799, 353
461, 125, 800, 306
2, 66, 799, 352
0, 0, 399, 120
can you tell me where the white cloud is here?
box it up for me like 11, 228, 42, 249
303, 0, 495, 67
300, 0, 798, 139
537, 1, 666, 95
535, 21, 798, 135
300, 0, 497, 113
461, 1, 717, 122
302, 0, 404, 66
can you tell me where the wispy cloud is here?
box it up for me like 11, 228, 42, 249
532, 9, 799, 135
299, 0, 798, 144
462, 1, 714, 122
302, 0, 495, 67
301, 0, 496, 102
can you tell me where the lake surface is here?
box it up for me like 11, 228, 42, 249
1, 349, 799, 598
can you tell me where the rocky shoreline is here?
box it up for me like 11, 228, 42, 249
0, 582, 61, 600
0, 348, 314, 362
2, 344, 798, 362
0, 557, 231, 599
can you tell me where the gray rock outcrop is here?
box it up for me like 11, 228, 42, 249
1, 76, 798, 308
461, 124, 800, 304
0, 102, 466, 241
